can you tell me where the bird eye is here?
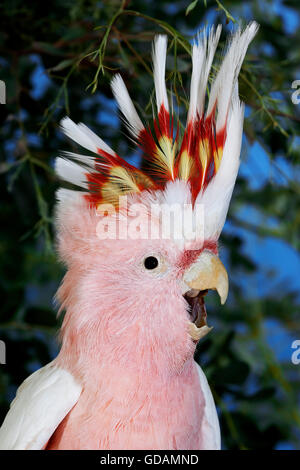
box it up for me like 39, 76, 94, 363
143, 256, 159, 270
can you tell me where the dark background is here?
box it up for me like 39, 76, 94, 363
0, 0, 299, 449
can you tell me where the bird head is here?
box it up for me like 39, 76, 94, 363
55, 23, 258, 373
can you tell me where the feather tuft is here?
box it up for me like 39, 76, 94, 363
188, 25, 222, 122
111, 74, 144, 138
57, 23, 258, 230
55, 157, 90, 189
152, 35, 169, 113
60, 117, 116, 156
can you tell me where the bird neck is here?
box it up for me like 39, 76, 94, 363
57, 313, 196, 382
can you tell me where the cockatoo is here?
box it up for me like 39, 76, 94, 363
0, 22, 258, 450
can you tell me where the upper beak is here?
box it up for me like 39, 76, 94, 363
182, 250, 229, 304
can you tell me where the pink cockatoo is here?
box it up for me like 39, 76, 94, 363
0, 22, 258, 450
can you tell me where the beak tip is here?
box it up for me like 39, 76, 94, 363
218, 282, 228, 305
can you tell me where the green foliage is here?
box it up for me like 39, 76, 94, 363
0, 0, 299, 449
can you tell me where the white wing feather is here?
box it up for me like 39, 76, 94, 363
196, 362, 221, 450
0, 361, 82, 450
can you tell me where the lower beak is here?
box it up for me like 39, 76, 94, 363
182, 250, 229, 341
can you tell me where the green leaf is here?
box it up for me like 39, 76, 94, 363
49, 59, 74, 72
185, 0, 199, 16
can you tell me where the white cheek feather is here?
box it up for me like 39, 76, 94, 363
0, 361, 82, 450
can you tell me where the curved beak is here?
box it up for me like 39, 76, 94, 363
182, 250, 229, 342
183, 250, 229, 304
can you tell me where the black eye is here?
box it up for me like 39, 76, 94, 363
144, 256, 159, 270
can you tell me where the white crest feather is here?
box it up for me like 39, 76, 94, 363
111, 74, 144, 138
198, 25, 222, 116
55, 157, 89, 189
188, 25, 222, 121
152, 35, 169, 112
188, 34, 206, 122
206, 21, 258, 132
60, 117, 116, 156
61, 151, 95, 169
197, 87, 245, 239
